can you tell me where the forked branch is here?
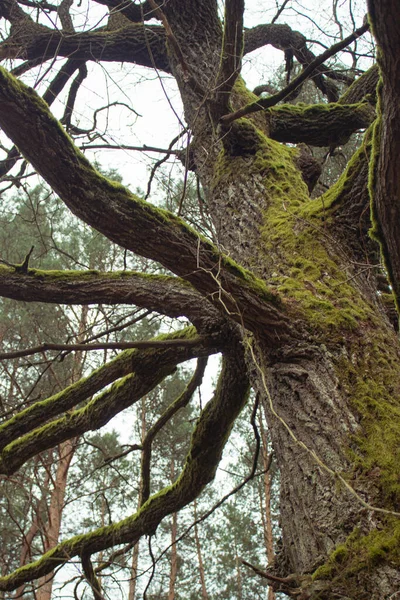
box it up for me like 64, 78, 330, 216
0, 347, 249, 593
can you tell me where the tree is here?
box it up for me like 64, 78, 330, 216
0, 0, 399, 598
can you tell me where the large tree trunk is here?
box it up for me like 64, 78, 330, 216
159, 4, 400, 597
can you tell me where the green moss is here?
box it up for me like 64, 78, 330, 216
258, 143, 370, 330
213, 123, 374, 333
314, 140, 369, 216
312, 522, 400, 582
232, 76, 261, 105
341, 342, 400, 500
267, 100, 370, 119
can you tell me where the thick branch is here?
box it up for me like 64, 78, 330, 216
0, 347, 249, 591
0, 58, 83, 178
0, 23, 169, 71
216, 0, 244, 102
0, 327, 222, 453
0, 329, 222, 474
268, 102, 375, 147
0, 0, 31, 23
338, 64, 379, 105
0, 266, 225, 330
0, 68, 291, 342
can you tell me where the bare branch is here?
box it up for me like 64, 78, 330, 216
81, 553, 105, 600
0, 336, 207, 361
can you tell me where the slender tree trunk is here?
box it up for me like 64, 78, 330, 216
259, 415, 276, 600
36, 307, 88, 600
168, 511, 178, 600
168, 456, 178, 600
14, 455, 50, 599
128, 397, 147, 600
36, 439, 77, 600
193, 499, 208, 600
234, 536, 243, 600
127, 542, 140, 600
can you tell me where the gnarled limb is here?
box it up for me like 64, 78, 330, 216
0, 266, 225, 330
268, 102, 374, 147
338, 64, 379, 105
0, 22, 169, 69
223, 21, 369, 126
244, 22, 344, 101
0, 67, 291, 342
0, 327, 223, 474
0, 346, 249, 593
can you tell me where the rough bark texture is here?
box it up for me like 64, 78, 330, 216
368, 0, 400, 311
0, 1, 399, 599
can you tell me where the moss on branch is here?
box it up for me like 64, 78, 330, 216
0, 349, 248, 593
266, 102, 375, 147
0, 326, 222, 475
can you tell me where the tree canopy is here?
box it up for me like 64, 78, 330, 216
0, 1, 400, 598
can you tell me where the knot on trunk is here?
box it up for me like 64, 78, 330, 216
219, 118, 262, 156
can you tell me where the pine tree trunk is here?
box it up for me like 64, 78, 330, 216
128, 396, 147, 600
36, 439, 77, 600
168, 511, 178, 600
168, 458, 178, 600
36, 308, 87, 600
127, 542, 140, 600
193, 499, 209, 600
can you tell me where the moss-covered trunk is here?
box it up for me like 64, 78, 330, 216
204, 122, 400, 598
161, 5, 400, 585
